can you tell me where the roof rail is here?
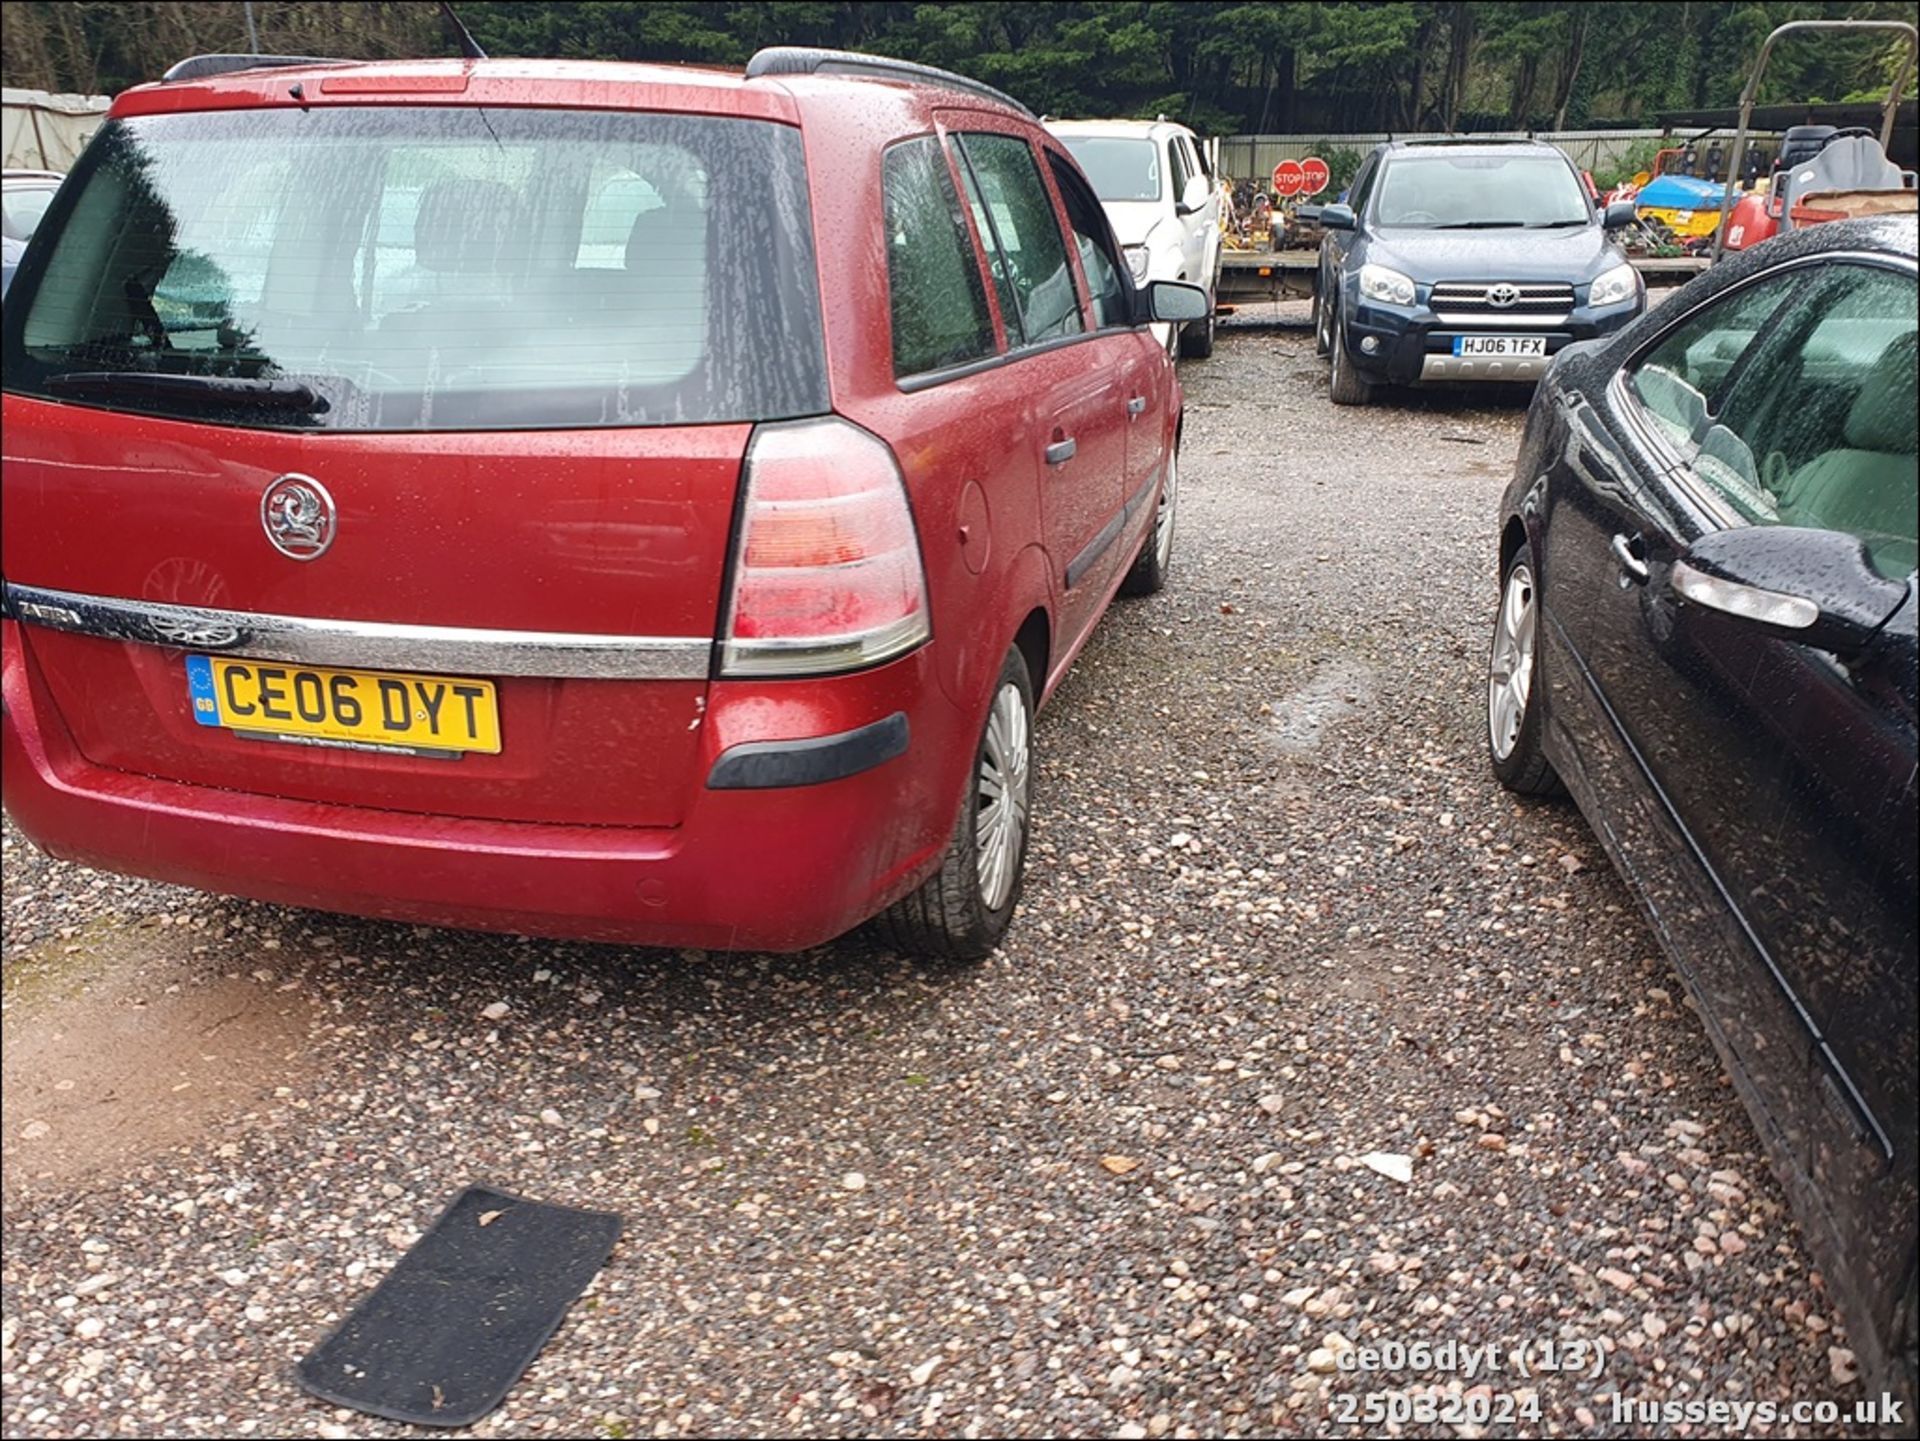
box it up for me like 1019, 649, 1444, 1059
161, 53, 349, 84
744, 47, 1033, 118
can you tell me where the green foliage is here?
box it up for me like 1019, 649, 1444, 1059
2, 0, 1912, 153
1594, 138, 1667, 192
1311, 143, 1367, 194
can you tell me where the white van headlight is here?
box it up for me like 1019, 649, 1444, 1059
1123, 245, 1151, 282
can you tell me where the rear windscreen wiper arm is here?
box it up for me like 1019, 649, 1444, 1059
46, 371, 330, 412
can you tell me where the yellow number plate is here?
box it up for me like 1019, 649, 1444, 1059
186, 655, 501, 754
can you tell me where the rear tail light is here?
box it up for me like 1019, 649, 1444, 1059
720, 418, 931, 677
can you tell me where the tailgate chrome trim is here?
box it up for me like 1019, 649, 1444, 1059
3, 583, 713, 680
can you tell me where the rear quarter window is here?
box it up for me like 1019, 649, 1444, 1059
882, 137, 996, 379
3, 107, 828, 432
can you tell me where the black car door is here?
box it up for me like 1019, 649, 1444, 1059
1694, 261, 1918, 1336
1581, 257, 1917, 1344
1539, 267, 1818, 1163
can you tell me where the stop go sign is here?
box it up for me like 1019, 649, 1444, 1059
1300, 156, 1331, 196
1271, 160, 1305, 197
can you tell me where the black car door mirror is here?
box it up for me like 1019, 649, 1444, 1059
1671, 526, 1910, 656
1603, 199, 1637, 230
1319, 203, 1356, 232
1146, 278, 1209, 324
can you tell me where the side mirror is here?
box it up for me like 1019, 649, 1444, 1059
1319, 203, 1356, 232
1603, 199, 1637, 230
1177, 174, 1211, 215
1146, 278, 1209, 325
1671, 526, 1908, 656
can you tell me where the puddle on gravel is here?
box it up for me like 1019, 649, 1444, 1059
1, 923, 312, 1197
1268, 657, 1376, 755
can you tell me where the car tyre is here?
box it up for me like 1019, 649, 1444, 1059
1179, 295, 1216, 359
1328, 306, 1373, 406
1120, 446, 1178, 596
1487, 542, 1563, 796
874, 647, 1034, 961
1312, 281, 1331, 357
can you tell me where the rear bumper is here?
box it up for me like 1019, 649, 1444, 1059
2, 620, 961, 952
1342, 295, 1642, 385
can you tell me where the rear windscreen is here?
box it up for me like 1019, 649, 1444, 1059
2, 107, 828, 431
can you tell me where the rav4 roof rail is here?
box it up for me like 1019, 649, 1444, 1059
744, 47, 1034, 119
161, 54, 350, 83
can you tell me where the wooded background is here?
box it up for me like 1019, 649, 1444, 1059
4, 1, 1914, 134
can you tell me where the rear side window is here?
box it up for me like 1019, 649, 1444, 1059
953, 133, 1083, 348
3, 108, 827, 431
882, 137, 995, 378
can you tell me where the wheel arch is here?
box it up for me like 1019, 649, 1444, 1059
1500, 514, 1531, 584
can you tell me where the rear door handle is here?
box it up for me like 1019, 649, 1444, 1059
1126, 396, 1148, 418
1610, 532, 1650, 584
1045, 437, 1078, 466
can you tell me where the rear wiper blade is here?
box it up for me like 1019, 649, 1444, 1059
46, 371, 329, 412
1436, 220, 1526, 230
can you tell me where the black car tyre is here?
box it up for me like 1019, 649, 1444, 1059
1312, 282, 1331, 357
1328, 307, 1373, 406
875, 647, 1034, 961
1487, 542, 1563, 796
1120, 446, 1178, 596
1179, 293, 1216, 359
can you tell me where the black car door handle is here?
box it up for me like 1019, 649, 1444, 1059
1611, 532, 1650, 584
1045, 437, 1078, 466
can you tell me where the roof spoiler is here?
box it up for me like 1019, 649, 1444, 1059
161, 54, 348, 83
745, 47, 1033, 119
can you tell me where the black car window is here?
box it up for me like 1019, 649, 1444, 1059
953, 133, 1084, 348
1048, 154, 1127, 329
883, 137, 997, 379
1626, 271, 1803, 466
1696, 264, 1917, 580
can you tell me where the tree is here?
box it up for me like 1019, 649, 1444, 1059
2, 0, 1912, 132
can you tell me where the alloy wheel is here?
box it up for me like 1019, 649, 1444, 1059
974, 681, 1032, 912
1488, 563, 1537, 761
1154, 450, 1179, 572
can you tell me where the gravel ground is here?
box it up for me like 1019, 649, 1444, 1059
2, 316, 1870, 1439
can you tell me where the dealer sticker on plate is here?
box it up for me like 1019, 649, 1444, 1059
1453, 335, 1548, 358
186, 655, 500, 755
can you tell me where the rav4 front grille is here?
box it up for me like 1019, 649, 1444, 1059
1431, 281, 1574, 325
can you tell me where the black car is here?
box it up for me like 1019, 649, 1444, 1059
1488, 214, 1917, 1401
1313, 138, 1643, 404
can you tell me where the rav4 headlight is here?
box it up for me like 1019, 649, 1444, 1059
1589, 262, 1639, 308
1358, 263, 1417, 307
